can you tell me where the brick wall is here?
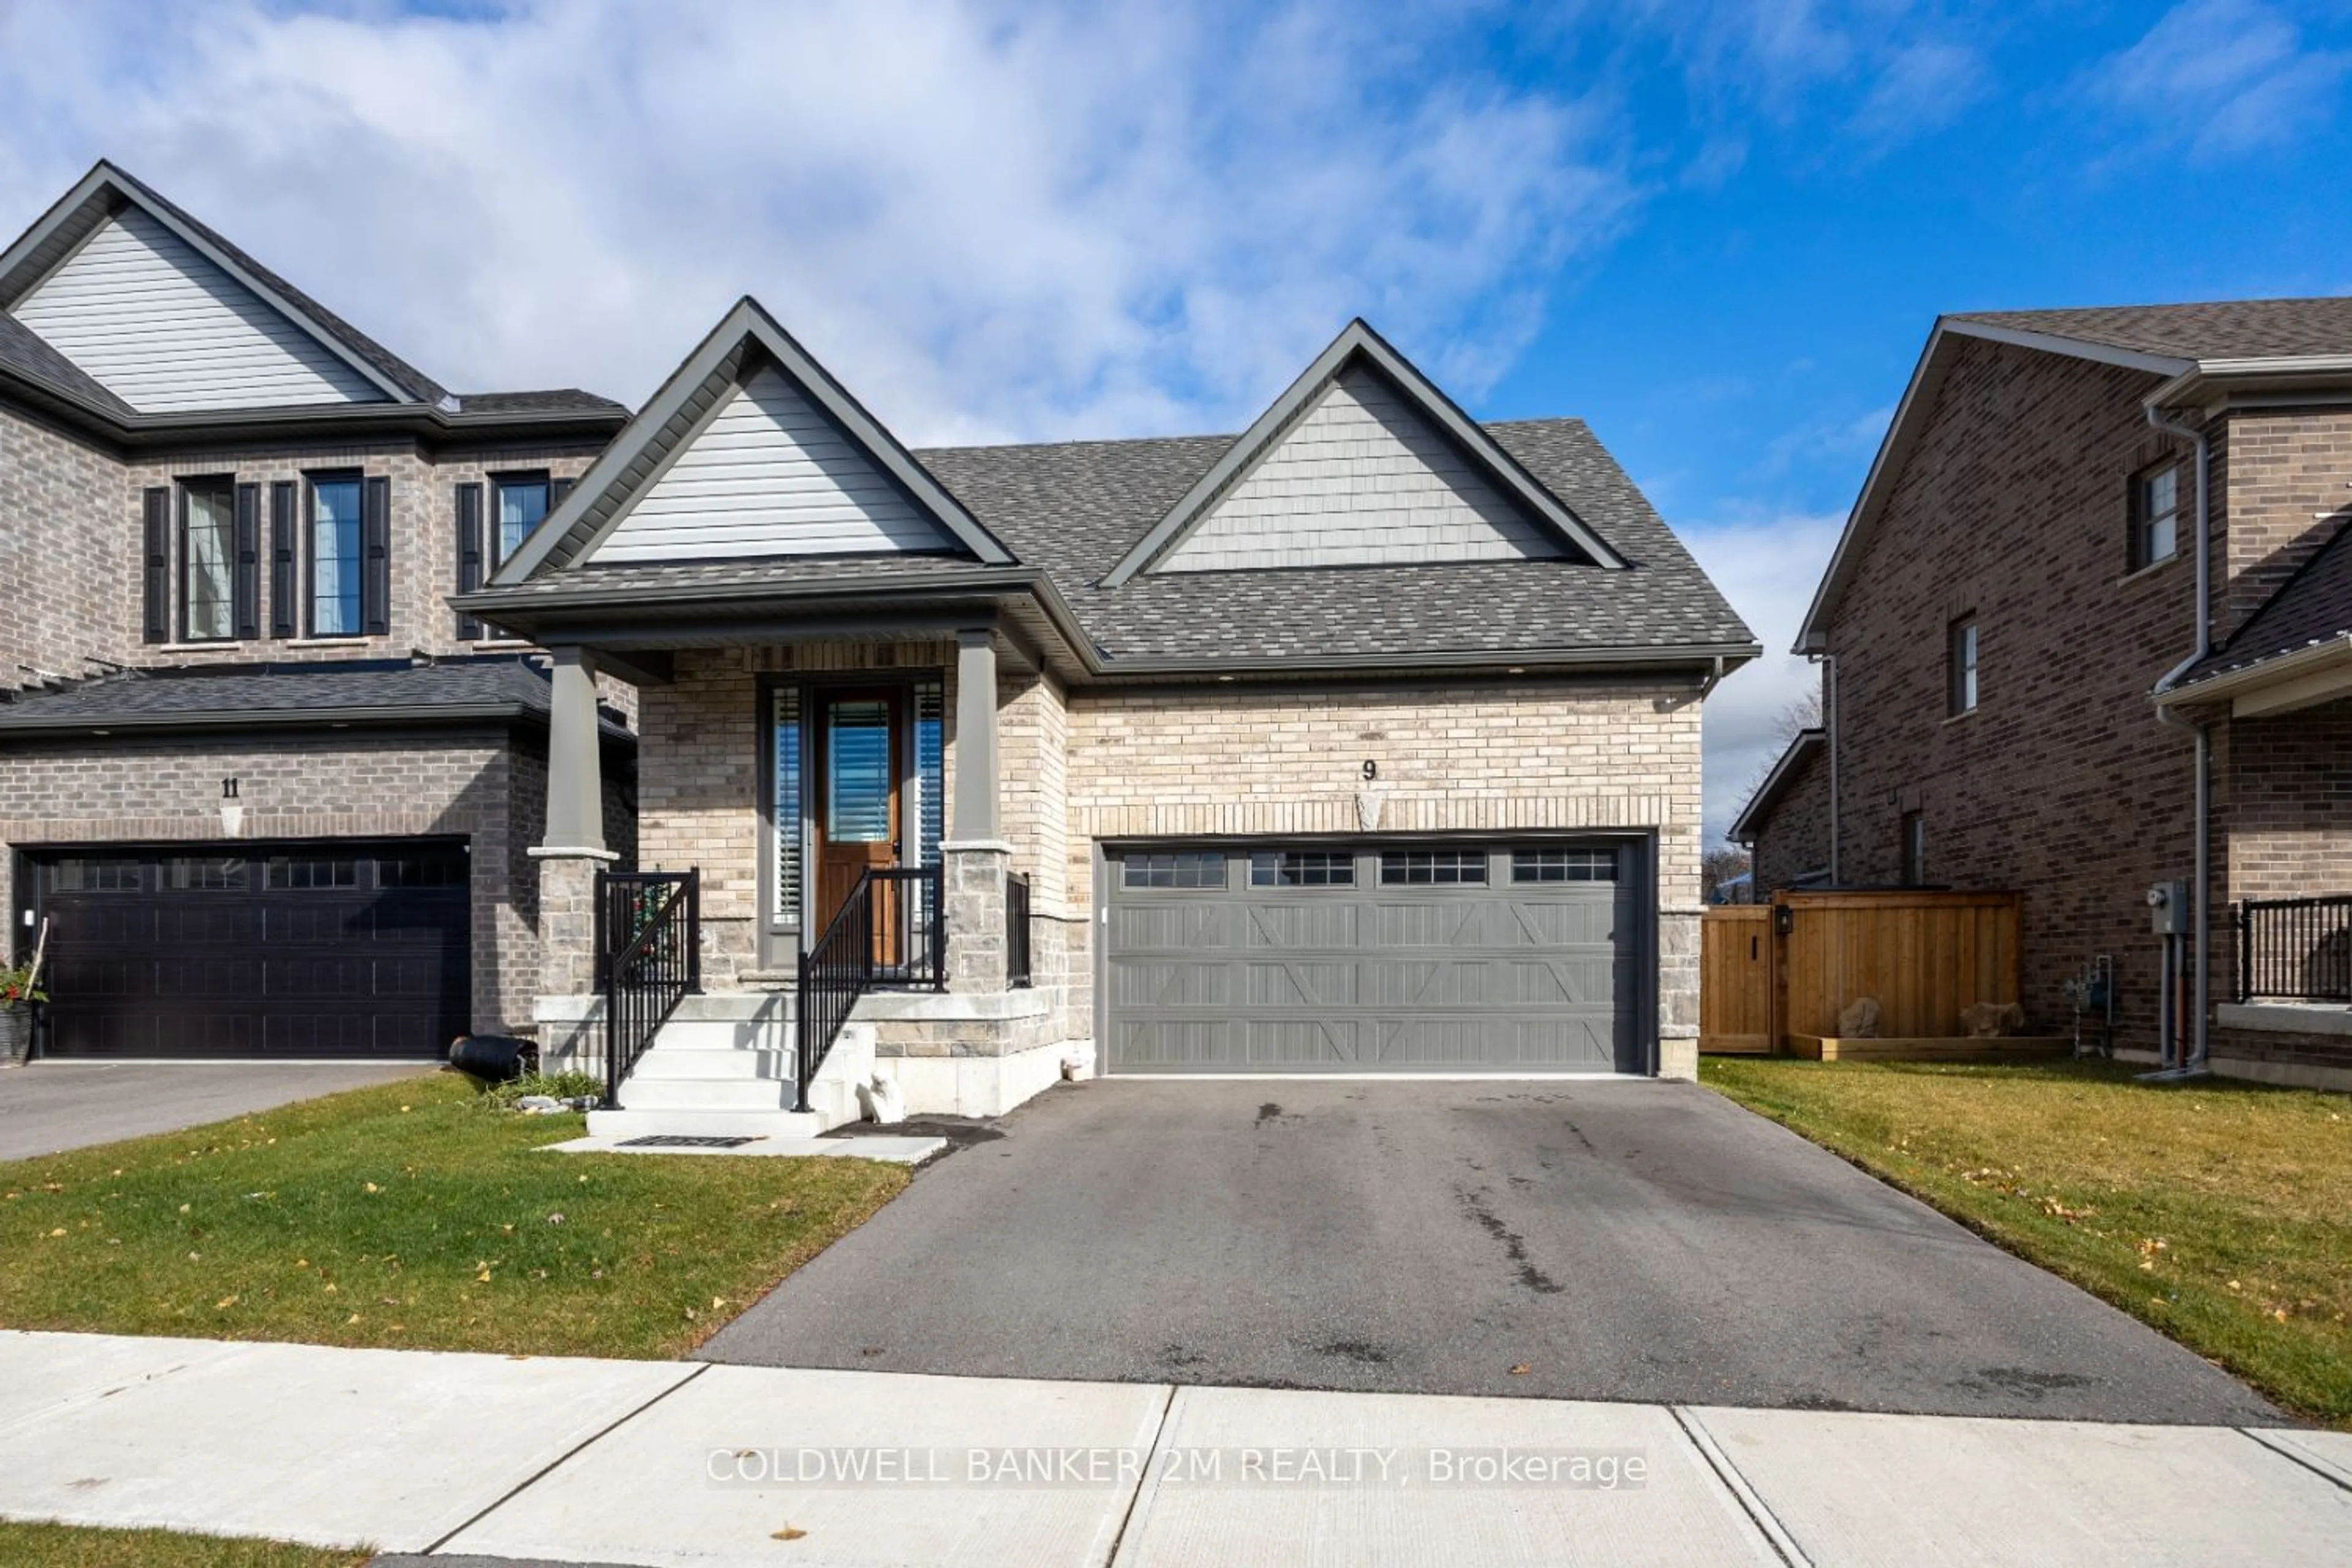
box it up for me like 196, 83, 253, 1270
2214, 408, 2352, 644
125, 438, 603, 668
0, 728, 546, 1030
1063, 678, 1707, 1064
0, 401, 608, 685
1820, 334, 2352, 1069
1751, 744, 1831, 894
0, 409, 134, 680
1825, 336, 2198, 1040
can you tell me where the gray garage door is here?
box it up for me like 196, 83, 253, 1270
1104, 842, 1644, 1074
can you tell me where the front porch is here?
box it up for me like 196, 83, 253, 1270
528, 627, 1087, 1137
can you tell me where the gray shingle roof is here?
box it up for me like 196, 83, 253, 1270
921, 419, 1752, 660
1950, 298, 2352, 362
0, 657, 627, 734
2182, 521, 2352, 686
456, 389, 630, 416
482, 418, 1754, 667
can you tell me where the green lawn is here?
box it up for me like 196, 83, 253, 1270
0, 1072, 908, 1359
0, 1522, 365, 1568
1703, 1057, 2352, 1427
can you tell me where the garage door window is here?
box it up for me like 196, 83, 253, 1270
1249, 850, 1354, 888
1512, 848, 1616, 883
1123, 851, 1226, 889
42, 858, 143, 894
1380, 849, 1486, 886
266, 856, 360, 890
166, 856, 248, 891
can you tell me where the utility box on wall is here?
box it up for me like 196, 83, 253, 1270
2147, 880, 2190, 936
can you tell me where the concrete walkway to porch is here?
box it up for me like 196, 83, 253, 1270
0, 1329, 2346, 1567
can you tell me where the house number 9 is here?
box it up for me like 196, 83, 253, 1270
1361, 760, 1379, 782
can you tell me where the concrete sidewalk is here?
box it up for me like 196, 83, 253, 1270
1, 1331, 2345, 1567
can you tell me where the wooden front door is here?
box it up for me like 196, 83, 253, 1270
813, 688, 903, 959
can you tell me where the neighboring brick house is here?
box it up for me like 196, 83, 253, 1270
1732, 727, 1828, 894
459, 302, 1755, 1136
1738, 298, 2352, 1088
0, 162, 632, 1055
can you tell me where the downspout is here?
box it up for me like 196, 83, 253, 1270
2146, 404, 2212, 1079
1815, 653, 1840, 885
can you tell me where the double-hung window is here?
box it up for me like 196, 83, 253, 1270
309, 473, 364, 636
492, 472, 550, 566
2130, 463, 2179, 571
1948, 616, 1978, 716
178, 478, 236, 643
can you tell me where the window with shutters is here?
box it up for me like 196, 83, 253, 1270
307, 472, 364, 636
177, 478, 237, 643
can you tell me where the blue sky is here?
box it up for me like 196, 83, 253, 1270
2, 0, 2347, 839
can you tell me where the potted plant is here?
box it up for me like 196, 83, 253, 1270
1, 921, 48, 1067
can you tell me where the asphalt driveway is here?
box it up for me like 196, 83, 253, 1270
699, 1078, 2281, 1425
0, 1060, 435, 1160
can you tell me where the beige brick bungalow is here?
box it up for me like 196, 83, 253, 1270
460, 301, 1756, 1136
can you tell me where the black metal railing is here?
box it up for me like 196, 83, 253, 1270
2236, 894, 2352, 1004
1007, 871, 1033, 989
796, 865, 944, 1112
594, 869, 700, 1109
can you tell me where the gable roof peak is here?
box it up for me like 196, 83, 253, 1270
491, 294, 1012, 582
0, 157, 444, 407
1098, 315, 1626, 586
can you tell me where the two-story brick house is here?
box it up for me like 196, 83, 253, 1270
1737, 299, 2352, 1089
0, 162, 631, 1057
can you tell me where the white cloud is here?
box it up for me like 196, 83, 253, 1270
0, 0, 1637, 445
1678, 508, 1846, 845
2097, 0, 2351, 159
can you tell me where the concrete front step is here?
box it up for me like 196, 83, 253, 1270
616, 1076, 795, 1112
584, 1107, 829, 1141
625, 1046, 788, 1081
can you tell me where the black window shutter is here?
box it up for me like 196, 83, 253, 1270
549, 475, 575, 508
233, 482, 261, 641
141, 488, 170, 643
270, 481, 297, 639
454, 482, 484, 639
362, 475, 391, 636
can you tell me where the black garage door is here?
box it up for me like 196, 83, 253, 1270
27, 841, 470, 1059
1104, 840, 1645, 1074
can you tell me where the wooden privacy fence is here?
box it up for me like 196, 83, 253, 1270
1701, 890, 2026, 1055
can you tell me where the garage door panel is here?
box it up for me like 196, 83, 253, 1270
1243, 961, 1355, 1007
33, 842, 469, 1060
1106, 843, 1642, 1075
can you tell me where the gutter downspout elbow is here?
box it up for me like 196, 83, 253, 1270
2146, 404, 2213, 1078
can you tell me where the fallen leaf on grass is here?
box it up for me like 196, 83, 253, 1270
1509, 1364, 1531, 1376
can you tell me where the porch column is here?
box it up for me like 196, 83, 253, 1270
943, 628, 1009, 992
532, 644, 615, 1001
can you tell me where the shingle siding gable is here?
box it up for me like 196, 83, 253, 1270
1158, 364, 1562, 572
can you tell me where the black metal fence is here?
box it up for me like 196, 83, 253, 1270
594, 869, 700, 1109
2236, 895, 2352, 1004
796, 866, 944, 1112
1007, 871, 1033, 989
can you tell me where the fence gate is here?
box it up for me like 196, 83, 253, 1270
1700, 905, 1774, 1054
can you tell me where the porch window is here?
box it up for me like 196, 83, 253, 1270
772, 686, 804, 927
826, 699, 895, 842
913, 677, 944, 869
